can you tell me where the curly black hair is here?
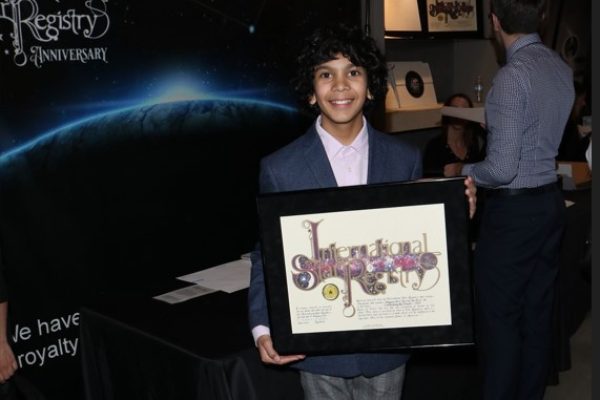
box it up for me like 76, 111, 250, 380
292, 24, 388, 115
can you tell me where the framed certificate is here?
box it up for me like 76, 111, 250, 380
256, 177, 474, 355
385, 0, 483, 39
426, 0, 480, 33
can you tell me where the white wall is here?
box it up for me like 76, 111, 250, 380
451, 39, 499, 104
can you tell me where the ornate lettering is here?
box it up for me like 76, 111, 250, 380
0, 0, 110, 67
290, 219, 442, 317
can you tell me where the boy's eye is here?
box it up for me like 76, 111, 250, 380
349, 69, 361, 77
319, 71, 332, 79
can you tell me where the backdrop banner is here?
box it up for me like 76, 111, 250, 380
0, 1, 360, 398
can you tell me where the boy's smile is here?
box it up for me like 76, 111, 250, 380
309, 54, 370, 143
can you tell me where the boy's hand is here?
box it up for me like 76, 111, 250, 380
256, 335, 305, 365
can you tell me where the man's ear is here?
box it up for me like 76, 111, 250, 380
491, 12, 501, 32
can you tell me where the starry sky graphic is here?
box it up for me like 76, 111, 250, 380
0, 0, 360, 154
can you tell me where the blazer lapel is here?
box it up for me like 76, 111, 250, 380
367, 126, 388, 184
303, 126, 337, 188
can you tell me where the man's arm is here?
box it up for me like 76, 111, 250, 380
462, 68, 524, 186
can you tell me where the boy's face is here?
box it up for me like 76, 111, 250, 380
309, 54, 370, 135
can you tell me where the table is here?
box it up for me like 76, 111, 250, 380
384, 103, 443, 133
80, 289, 304, 400
81, 189, 590, 399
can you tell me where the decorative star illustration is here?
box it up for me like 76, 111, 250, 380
188, 0, 265, 34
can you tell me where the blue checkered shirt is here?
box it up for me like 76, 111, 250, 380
462, 33, 574, 189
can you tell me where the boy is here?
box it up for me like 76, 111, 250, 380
248, 24, 476, 399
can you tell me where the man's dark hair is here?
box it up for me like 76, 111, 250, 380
292, 24, 388, 115
490, 0, 544, 34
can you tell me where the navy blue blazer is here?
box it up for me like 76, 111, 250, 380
248, 121, 422, 378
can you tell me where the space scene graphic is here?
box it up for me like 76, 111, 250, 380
0, 0, 358, 154
0, 1, 361, 399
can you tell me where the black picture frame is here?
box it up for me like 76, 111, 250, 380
256, 178, 474, 355
384, 0, 483, 40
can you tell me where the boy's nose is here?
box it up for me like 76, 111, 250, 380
333, 76, 349, 91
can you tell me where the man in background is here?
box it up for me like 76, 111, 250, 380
460, 1, 574, 399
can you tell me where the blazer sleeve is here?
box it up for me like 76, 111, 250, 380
248, 241, 269, 329
247, 158, 276, 330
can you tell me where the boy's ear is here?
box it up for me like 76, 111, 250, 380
309, 94, 317, 105
367, 90, 373, 100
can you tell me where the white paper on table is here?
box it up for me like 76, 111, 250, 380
556, 163, 575, 190
556, 163, 573, 177
153, 284, 217, 304
177, 258, 252, 293
441, 106, 485, 124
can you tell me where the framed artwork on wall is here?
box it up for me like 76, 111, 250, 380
385, 0, 483, 39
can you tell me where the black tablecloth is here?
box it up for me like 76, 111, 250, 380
80, 289, 303, 400
80, 189, 590, 400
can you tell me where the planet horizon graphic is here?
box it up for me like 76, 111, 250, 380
0, 96, 311, 302
0, 98, 307, 164
0, 97, 311, 400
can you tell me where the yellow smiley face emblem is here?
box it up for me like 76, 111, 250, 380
322, 283, 339, 300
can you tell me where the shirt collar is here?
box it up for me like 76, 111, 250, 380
315, 115, 369, 159
507, 33, 541, 61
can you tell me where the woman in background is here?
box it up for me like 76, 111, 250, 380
423, 93, 486, 177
